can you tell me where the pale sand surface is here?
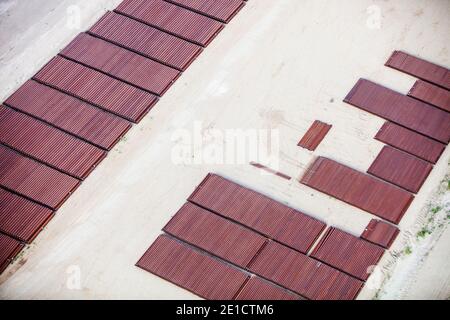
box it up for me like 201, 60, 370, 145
0, 0, 448, 299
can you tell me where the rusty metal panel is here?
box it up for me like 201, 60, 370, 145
0, 145, 80, 209
188, 174, 326, 253
344, 79, 450, 143
60, 33, 180, 96
375, 122, 445, 164
165, 0, 245, 23
386, 51, 450, 90
33, 56, 158, 123
89, 12, 202, 71
0, 188, 54, 243
361, 219, 400, 249
115, 0, 224, 46
235, 277, 303, 300
311, 228, 385, 281
298, 120, 332, 151
301, 157, 414, 224
136, 235, 249, 300
0, 106, 106, 180
408, 80, 450, 113
0, 233, 24, 274
163, 202, 266, 268
248, 241, 363, 300
368, 146, 433, 194
4, 80, 131, 150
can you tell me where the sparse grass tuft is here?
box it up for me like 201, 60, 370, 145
417, 228, 432, 239
404, 246, 413, 255
431, 206, 442, 214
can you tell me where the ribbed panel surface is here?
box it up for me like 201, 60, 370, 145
0, 233, 24, 273
165, 0, 245, 23
408, 80, 450, 112
298, 120, 332, 151
361, 219, 400, 249
235, 277, 303, 300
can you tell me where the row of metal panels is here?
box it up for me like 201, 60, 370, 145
301, 157, 414, 224
188, 173, 326, 253
297, 120, 332, 151
361, 219, 400, 249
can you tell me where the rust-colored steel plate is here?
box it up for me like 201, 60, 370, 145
165, 0, 245, 23
188, 174, 326, 253
248, 241, 363, 300
361, 219, 400, 249
0, 106, 106, 180
0, 188, 54, 243
136, 235, 249, 300
375, 122, 445, 164
368, 146, 433, 194
408, 80, 450, 113
4, 80, 131, 150
0, 233, 24, 274
33, 56, 158, 123
298, 120, 332, 151
60, 33, 180, 96
115, 0, 224, 46
235, 277, 303, 300
311, 228, 385, 281
89, 12, 202, 71
0, 145, 80, 209
300, 157, 414, 224
344, 79, 450, 143
163, 202, 267, 268
386, 51, 450, 90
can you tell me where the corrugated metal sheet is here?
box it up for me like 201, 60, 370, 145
344, 79, 450, 143
311, 228, 385, 281
386, 51, 450, 90
163, 202, 267, 268
136, 235, 249, 300
249, 162, 291, 180
4, 80, 131, 150
375, 122, 445, 164
0, 106, 106, 180
60, 33, 180, 96
188, 173, 326, 253
0, 145, 80, 209
300, 157, 414, 224
115, 0, 224, 46
248, 241, 363, 300
33, 56, 158, 123
0, 188, 54, 243
298, 120, 332, 151
88, 12, 202, 71
368, 146, 433, 194
235, 277, 303, 300
165, 0, 245, 23
361, 219, 400, 249
408, 80, 450, 113
0, 233, 24, 274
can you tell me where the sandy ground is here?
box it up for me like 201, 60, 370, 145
0, 0, 449, 299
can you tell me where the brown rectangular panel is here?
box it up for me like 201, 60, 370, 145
408, 80, 450, 112
165, 0, 245, 23
344, 79, 450, 143
0, 106, 106, 179
188, 174, 326, 253
368, 146, 433, 194
60, 33, 180, 96
0, 233, 24, 274
375, 122, 445, 164
248, 241, 363, 300
4, 80, 131, 150
235, 277, 303, 300
298, 120, 332, 151
386, 51, 450, 90
115, 0, 224, 46
163, 202, 266, 268
34, 56, 158, 123
88, 12, 202, 71
361, 219, 400, 249
0, 188, 54, 243
0, 145, 80, 209
136, 235, 249, 300
300, 157, 414, 224
311, 228, 385, 281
